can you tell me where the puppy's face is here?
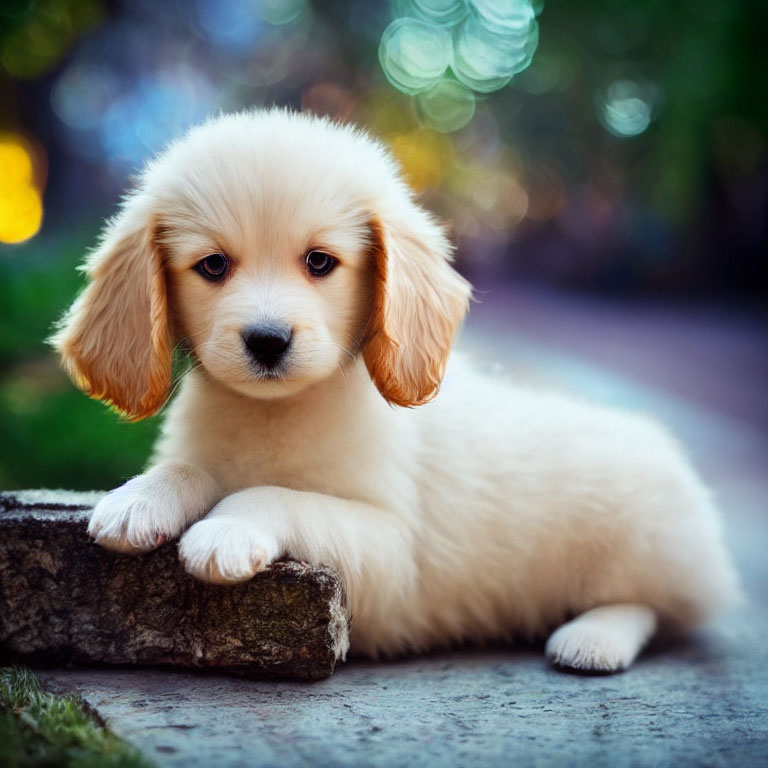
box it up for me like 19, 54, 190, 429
162, 186, 373, 400
52, 111, 471, 418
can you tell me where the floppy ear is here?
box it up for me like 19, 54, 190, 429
364, 206, 471, 407
50, 196, 172, 421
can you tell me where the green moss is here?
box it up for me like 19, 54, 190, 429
0, 667, 153, 768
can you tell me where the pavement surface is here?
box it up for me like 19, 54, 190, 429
38, 286, 768, 767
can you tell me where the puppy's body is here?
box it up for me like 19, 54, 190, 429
53, 110, 740, 671
150, 356, 738, 660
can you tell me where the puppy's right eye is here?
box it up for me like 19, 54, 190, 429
194, 252, 230, 282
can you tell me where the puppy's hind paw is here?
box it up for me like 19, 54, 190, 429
179, 517, 279, 585
546, 604, 657, 674
546, 624, 630, 673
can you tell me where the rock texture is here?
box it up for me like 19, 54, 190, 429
0, 490, 349, 681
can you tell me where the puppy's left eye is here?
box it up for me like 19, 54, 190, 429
194, 252, 230, 282
305, 250, 337, 278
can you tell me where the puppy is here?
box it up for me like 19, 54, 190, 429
52, 110, 741, 672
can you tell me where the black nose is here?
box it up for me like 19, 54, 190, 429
242, 323, 293, 368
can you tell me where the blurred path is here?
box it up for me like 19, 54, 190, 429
40, 286, 768, 767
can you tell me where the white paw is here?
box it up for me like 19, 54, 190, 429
546, 622, 636, 673
88, 478, 187, 553
179, 516, 280, 585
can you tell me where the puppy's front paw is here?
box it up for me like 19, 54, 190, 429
89, 479, 186, 553
179, 517, 279, 585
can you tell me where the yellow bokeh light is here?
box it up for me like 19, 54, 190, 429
0, 185, 43, 244
0, 141, 34, 194
389, 129, 454, 192
0, 136, 44, 244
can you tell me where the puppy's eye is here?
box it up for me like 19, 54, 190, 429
194, 252, 230, 282
305, 250, 337, 278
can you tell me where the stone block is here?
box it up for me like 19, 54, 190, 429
0, 490, 348, 681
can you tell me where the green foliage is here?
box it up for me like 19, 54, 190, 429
0, 667, 153, 768
0, 386, 159, 489
0, 233, 159, 490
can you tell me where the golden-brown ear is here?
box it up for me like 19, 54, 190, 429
364, 208, 471, 407
50, 198, 171, 421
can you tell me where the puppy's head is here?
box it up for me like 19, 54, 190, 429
51, 111, 471, 419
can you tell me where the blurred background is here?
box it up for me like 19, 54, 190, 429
0, 0, 766, 491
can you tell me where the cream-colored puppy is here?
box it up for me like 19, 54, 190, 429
52, 110, 740, 672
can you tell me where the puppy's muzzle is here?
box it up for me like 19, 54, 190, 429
242, 323, 293, 369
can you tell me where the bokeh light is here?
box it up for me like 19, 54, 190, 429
236, 18, 314, 87
416, 79, 476, 132
597, 78, 659, 138
379, 0, 540, 132
193, 0, 308, 51
389, 129, 455, 191
99, 67, 215, 171
452, 1, 539, 93
0, 135, 45, 244
195, 0, 264, 51
0, 0, 761, 292
379, 18, 453, 95
410, 0, 468, 27
52, 63, 119, 133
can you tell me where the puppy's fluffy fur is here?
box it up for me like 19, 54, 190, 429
52, 110, 741, 672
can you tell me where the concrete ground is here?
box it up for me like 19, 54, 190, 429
39, 286, 768, 766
